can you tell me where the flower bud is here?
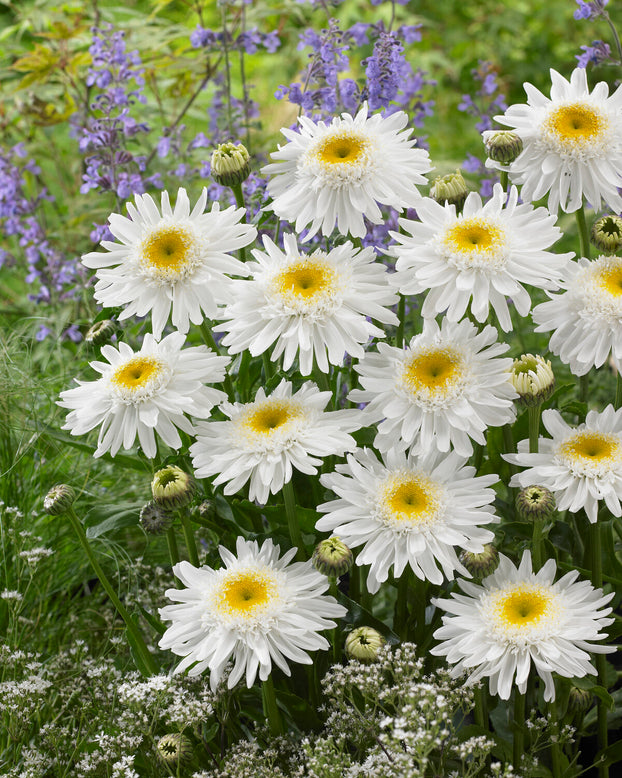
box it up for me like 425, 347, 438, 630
568, 686, 593, 712
515, 485, 556, 523
43, 484, 76, 516
345, 626, 385, 663
591, 215, 622, 254
510, 354, 555, 408
157, 733, 193, 765
139, 501, 174, 535
151, 466, 196, 510
211, 142, 251, 187
312, 536, 353, 578
459, 545, 499, 578
482, 130, 523, 165
429, 169, 468, 210
84, 319, 116, 348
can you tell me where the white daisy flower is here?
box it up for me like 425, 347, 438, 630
505, 405, 622, 523
431, 550, 614, 701
491, 68, 622, 213
214, 234, 398, 374
390, 184, 572, 331
262, 103, 432, 240
533, 255, 622, 376
159, 537, 346, 690
349, 318, 517, 457
59, 331, 229, 458
190, 379, 361, 505
317, 447, 499, 592
82, 188, 257, 338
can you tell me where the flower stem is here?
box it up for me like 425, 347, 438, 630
199, 320, 235, 401
178, 510, 199, 567
66, 507, 158, 676
500, 170, 509, 191
528, 404, 541, 454
590, 520, 610, 778
513, 690, 526, 771
616, 371, 622, 410
532, 520, 544, 572
474, 685, 488, 730
547, 701, 563, 778
576, 205, 591, 260
394, 570, 410, 640
262, 675, 284, 736
282, 480, 307, 560
396, 294, 405, 348
231, 183, 248, 264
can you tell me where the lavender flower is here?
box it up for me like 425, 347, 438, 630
576, 40, 611, 67
574, 0, 609, 21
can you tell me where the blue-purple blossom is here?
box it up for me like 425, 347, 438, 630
574, 0, 609, 20
576, 40, 611, 67
363, 32, 404, 110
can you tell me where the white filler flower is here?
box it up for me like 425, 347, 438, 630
159, 537, 346, 690
82, 188, 256, 338
215, 233, 398, 374
349, 318, 517, 457
263, 103, 431, 240
317, 447, 498, 592
59, 331, 229, 458
431, 551, 614, 701
492, 68, 622, 213
533, 255, 622, 376
190, 380, 361, 505
506, 405, 622, 523
391, 184, 572, 331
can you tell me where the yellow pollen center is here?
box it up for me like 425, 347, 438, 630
444, 218, 503, 254
560, 431, 618, 462
245, 401, 298, 435
112, 356, 161, 389
499, 587, 550, 626
546, 104, 603, 143
276, 260, 334, 299
221, 572, 270, 614
317, 133, 366, 165
142, 226, 192, 271
387, 479, 431, 520
598, 265, 622, 297
404, 349, 461, 392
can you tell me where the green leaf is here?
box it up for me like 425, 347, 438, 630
335, 590, 400, 645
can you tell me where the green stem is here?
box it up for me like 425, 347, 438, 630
199, 321, 235, 401
580, 373, 590, 406
262, 675, 284, 736
262, 351, 275, 383
474, 686, 488, 730
616, 372, 622, 410
66, 507, 158, 676
394, 571, 410, 640
231, 183, 247, 264
576, 205, 591, 260
531, 520, 544, 572
590, 521, 609, 778
329, 579, 340, 663
528, 404, 541, 454
396, 294, 405, 349
166, 527, 180, 570
179, 511, 199, 567
500, 170, 509, 191
547, 701, 562, 778
513, 690, 526, 771
282, 480, 306, 560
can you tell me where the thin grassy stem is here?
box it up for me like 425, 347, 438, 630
262, 675, 284, 736
282, 480, 307, 560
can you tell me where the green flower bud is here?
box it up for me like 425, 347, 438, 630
312, 536, 353, 578
459, 544, 499, 578
157, 733, 193, 765
43, 484, 76, 516
84, 319, 116, 348
515, 485, 556, 523
568, 686, 593, 712
151, 466, 196, 510
482, 130, 523, 165
211, 142, 251, 187
139, 501, 174, 535
345, 626, 385, 663
510, 354, 555, 408
591, 215, 622, 254
430, 169, 468, 210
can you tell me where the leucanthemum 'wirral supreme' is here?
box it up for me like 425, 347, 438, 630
58, 331, 229, 458
491, 68, 622, 213
159, 537, 346, 690
190, 380, 361, 505
317, 447, 498, 592
214, 234, 398, 374
390, 184, 572, 331
262, 103, 431, 240
349, 318, 517, 456
81, 188, 256, 338
505, 405, 622, 522
431, 551, 614, 701
532, 255, 622, 375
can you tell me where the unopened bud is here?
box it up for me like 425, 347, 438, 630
459, 545, 499, 578
482, 130, 523, 165
157, 733, 193, 765
151, 466, 196, 510
345, 626, 385, 663
312, 536, 353, 578
568, 686, 593, 712
430, 169, 468, 210
516, 485, 556, 523
84, 319, 116, 348
510, 354, 555, 408
211, 142, 250, 187
591, 215, 622, 254
43, 484, 76, 516
139, 501, 174, 535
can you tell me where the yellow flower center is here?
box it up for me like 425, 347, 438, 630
444, 218, 504, 255
545, 103, 604, 145
378, 472, 444, 529
112, 356, 163, 389
221, 571, 272, 614
275, 259, 335, 299
598, 264, 622, 297
403, 348, 462, 393
560, 431, 619, 463
498, 585, 551, 627
387, 478, 432, 521
317, 132, 368, 165
142, 226, 193, 271
244, 400, 301, 436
